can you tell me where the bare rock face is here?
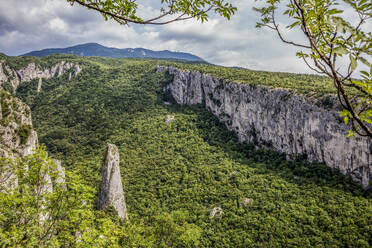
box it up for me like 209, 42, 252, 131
0, 90, 66, 226
158, 66, 372, 188
97, 143, 128, 220
210, 207, 223, 218
0, 89, 38, 190
0, 60, 82, 91
53, 159, 66, 189
38, 168, 53, 222
37, 78, 42, 93
0, 89, 37, 158
39, 168, 53, 195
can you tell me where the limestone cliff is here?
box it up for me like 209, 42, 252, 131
53, 159, 66, 187
0, 89, 37, 190
97, 143, 128, 220
0, 89, 37, 158
0, 60, 81, 91
0, 89, 65, 191
158, 66, 372, 188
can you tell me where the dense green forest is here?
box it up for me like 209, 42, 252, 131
1, 55, 371, 247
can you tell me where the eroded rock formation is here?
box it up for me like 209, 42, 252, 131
53, 159, 66, 189
210, 207, 223, 218
0, 60, 81, 91
158, 66, 372, 188
97, 143, 128, 220
0, 89, 66, 192
0, 89, 37, 190
0, 89, 37, 158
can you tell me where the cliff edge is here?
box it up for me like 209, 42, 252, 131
158, 66, 371, 188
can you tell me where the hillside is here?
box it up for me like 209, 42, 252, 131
0, 55, 371, 247
21, 43, 206, 62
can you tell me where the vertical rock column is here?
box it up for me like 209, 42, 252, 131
97, 143, 128, 220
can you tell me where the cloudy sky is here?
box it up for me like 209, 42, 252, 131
0, 0, 368, 74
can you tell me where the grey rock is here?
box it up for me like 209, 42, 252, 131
0, 157, 17, 192
0, 90, 68, 226
159, 66, 372, 189
38, 164, 53, 222
238, 198, 253, 208
74, 65, 82, 76
39, 169, 53, 195
53, 159, 66, 189
164, 115, 175, 122
210, 207, 223, 218
22, 130, 38, 157
0, 90, 38, 158
0, 91, 36, 191
0, 90, 56, 195
97, 143, 128, 220
37, 78, 42, 93
0, 60, 82, 91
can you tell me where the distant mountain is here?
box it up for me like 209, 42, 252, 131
22, 43, 206, 62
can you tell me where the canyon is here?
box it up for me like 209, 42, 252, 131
158, 66, 372, 188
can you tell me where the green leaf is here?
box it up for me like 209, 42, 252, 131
350, 54, 357, 71
347, 130, 356, 138
344, 116, 349, 125
333, 46, 348, 55
364, 118, 372, 124
336, 22, 345, 33
360, 70, 369, 77
359, 57, 371, 68
287, 21, 300, 29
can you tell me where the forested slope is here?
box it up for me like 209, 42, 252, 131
1, 55, 371, 247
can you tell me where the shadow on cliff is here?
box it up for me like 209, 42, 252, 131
162, 102, 371, 199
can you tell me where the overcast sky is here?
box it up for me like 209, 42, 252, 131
0, 0, 369, 74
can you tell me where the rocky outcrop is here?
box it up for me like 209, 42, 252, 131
158, 66, 372, 188
0, 89, 37, 158
0, 60, 82, 91
53, 159, 66, 189
97, 143, 128, 220
210, 207, 223, 218
0, 89, 38, 190
0, 90, 66, 191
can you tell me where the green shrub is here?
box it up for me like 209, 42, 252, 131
1, 99, 11, 118
18, 124, 32, 144
1, 81, 13, 94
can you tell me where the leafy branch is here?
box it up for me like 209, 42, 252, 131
255, 0, 372, 137
67, 0, 237, 25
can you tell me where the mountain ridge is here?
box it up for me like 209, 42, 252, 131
22, 42, 206, 62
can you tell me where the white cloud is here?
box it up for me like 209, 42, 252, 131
49, 18, 67, 31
